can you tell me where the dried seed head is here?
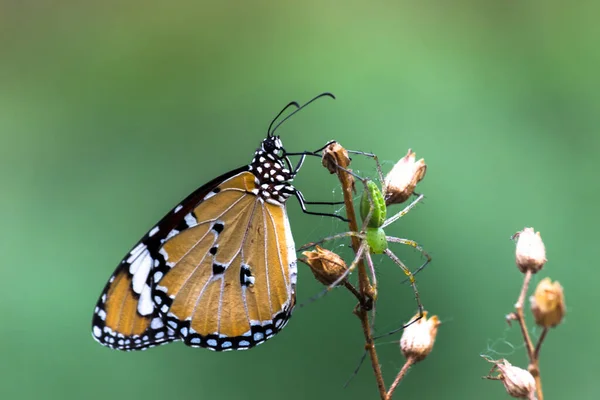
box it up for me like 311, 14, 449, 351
484, 358, 536, 399
321, 141, 350, 174
384, 149, 427, 205
513, 227, 547, 273
302, 246, 347, 286
530, 277, 565, 328
400, 311, 440, 362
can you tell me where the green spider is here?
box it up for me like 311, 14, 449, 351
300, 152, 431, 325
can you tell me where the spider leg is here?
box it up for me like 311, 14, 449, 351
364, 250, 378, 297
371, 314, 423, 340
364, 250, 378, 327
298, 231, 365, 251
343, 349, 369, 388
386, 236, 432, 281
381, 192, 425, 228
346, 149, 385, 190
383, 248, 424, 322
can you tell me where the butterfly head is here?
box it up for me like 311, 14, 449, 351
261, 135, 284, 156
249, 136, 296, 205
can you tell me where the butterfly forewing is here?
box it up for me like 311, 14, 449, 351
92, 135, 300, 351
155, 171, 297, 350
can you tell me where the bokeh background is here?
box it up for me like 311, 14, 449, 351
1, 1, 598, 399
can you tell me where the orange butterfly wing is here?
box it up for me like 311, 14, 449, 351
92, 134, 301, 352
154, 172, 297, 350
92, 167, 249, 350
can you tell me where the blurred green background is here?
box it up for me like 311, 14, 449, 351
1, 1, 598, 399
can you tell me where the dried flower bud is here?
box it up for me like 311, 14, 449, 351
383, 149, 427, 205
400, 311, 440, 362
484, 358, 536, 399
530, 277, 565, 328
513, 227, 547, 273
302, 246, 347, 286
321, 141, 350, 174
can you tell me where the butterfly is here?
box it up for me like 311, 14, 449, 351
91, 93, 339, 351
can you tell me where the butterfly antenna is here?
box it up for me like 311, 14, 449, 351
271, 92, 336, 136
268, 101, 301, 137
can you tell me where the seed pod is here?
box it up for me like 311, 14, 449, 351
302, 246, 348, 286
384, 149, 427, 205
530, 277, 565, 328
400, 311, 440, 362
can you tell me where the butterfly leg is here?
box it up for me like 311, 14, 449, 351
291, 152, 307, 175
294, 190, 348, 222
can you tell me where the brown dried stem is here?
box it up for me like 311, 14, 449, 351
385, 358, 415, 400
533, 328, 549, 360
326, 142, 416, 400
330, 151, 386, 399
508, 270, 544, 400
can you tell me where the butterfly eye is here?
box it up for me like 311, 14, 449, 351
263, 138, 277, 153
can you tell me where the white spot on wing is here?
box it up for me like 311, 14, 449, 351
154, 271, 163, 282
149, 226, 159, 237
151, 318, 164, 329
131, 250, 152, 294
165, 229, 179, 241
184, 213, 197, 228
174, 205, 183, 213
128, 243, 146, 263
137, 284, 154, 315
93, 326, 102, 338
204, 191, 216, 200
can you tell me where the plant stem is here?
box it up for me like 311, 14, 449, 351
331, 147, 386, 400
512, 270, 544, 400
514, 270, 535, 360
386, 358, 414, 400
534, 328, 549, 360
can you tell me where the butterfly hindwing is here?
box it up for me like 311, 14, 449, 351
91, 167, 248, 350
91, 264, 178, 350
